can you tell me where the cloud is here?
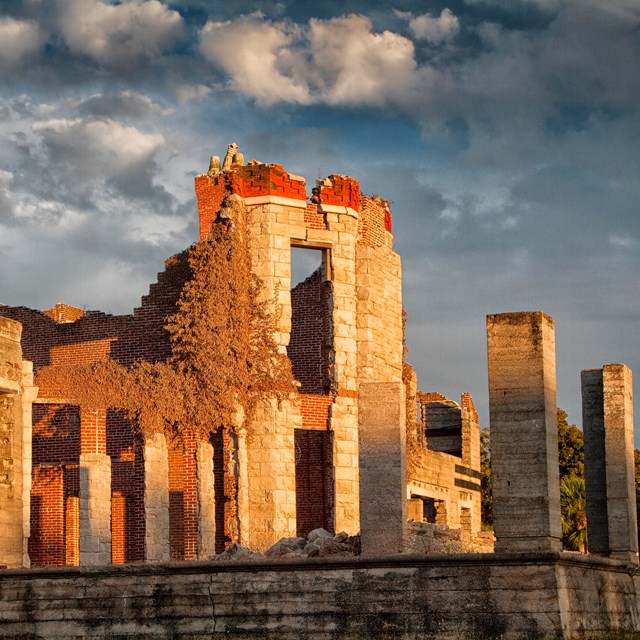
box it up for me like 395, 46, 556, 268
199, 14, 416, 106
173, 84, 212, 103
199, 17, 311, 105
76, 91, 170, 120
395, 8, 460, 44
56, 0, 185, 66
0, 17, 43, 67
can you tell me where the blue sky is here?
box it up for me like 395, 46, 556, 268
1, 0, 639, 436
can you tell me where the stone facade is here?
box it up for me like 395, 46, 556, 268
0, 154, 483, 565
0, 553, 639, 640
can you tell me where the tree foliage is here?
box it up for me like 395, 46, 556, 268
36, 196, 296, 440
560, 474, 587, 552
557, 408, 584, 480
480, 428, 492, 527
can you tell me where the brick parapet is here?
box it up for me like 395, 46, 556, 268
312, 175, 360, 212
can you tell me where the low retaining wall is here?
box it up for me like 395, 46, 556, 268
0, 552, 639, 639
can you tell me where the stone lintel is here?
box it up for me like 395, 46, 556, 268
318, 204, 359, 218
243, 195, 308, 209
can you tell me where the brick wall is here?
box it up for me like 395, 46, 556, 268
289, 269, 333, 395
29, 465, 65, 566
358, 195, 392, 247
295, 429, 334, 537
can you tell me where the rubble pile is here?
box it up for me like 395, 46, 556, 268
214, 528, 361, 562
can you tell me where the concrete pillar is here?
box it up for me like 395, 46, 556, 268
79, 453, 111, 565
487, 312, 562, 553
144, 433, 170, 563
196, 440, 216, 558
358, 381, 406, 555
582, 364, 638, 563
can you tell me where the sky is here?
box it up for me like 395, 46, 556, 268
1, 0, 639, 438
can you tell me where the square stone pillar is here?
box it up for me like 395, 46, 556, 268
79, 453, 112, 565
582, 364, 638, 563
196, 440, 216, 558
358, 381, 406, 555
144, 433, 170, 563
487, 312, 562, 553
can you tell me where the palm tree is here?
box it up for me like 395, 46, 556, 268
560, 475, 587, 552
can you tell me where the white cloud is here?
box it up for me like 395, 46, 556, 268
396, 8, 460, 44
199, 14, 416, 107
609, 233, 637, 248
305, 15, 416, 105
174, 84, 212, 104
199, 17, 311, 105
34, 117, 164, 175
57, 0, 184, 65
0, 17, 43, 66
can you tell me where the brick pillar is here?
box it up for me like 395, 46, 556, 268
79, 409, 111, 565
196, 440, 216, 558
582, 364, 638, 563
487, 312, 562, 553
144, 433, 170, 563
358, 381, 406, 555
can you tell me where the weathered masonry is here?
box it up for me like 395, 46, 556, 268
1, 310, 639, 639
0, 150, 483, 566
0, 317, 37, 568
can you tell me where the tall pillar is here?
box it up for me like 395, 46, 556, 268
79, 409, 111, 565
487, 312, 562, 553
358, 381, 406, 555
144, 433, 170, 563
582, 364, 638, 563
196, 440, 216, 558
0, 317, 37, 568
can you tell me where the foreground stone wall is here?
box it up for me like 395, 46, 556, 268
0, 553, 638, 640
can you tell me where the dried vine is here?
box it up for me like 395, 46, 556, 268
36, 196, 296, 440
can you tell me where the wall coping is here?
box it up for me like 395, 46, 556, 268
1, 551, 636, 580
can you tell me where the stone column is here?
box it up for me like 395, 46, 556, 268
79, 453, 111, 565
79, 409, 111, 565
487, 312, 562, 553
196, 440, 216, 558
358, 381, 406, 555
0, 317, 37, 568
144, 433, 170, 563
582, 364, 638, 563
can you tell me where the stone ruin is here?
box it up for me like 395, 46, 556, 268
0, 147, 484, 567
0, 148, 639, 639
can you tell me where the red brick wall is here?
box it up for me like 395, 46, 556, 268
109, 407, 144, 564
304, 203, 328, 230
289, 266, 334, 396
194, 174, 228, 242
29, 465, 65, 566
358, 195, 392, 247
313, 175, 360, 211
213, 428, 239, 554
300, 394, 332, 430
295, 429, 334, 537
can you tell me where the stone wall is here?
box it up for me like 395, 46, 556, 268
0, 553, 638, 639
0, 316, 37, 568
